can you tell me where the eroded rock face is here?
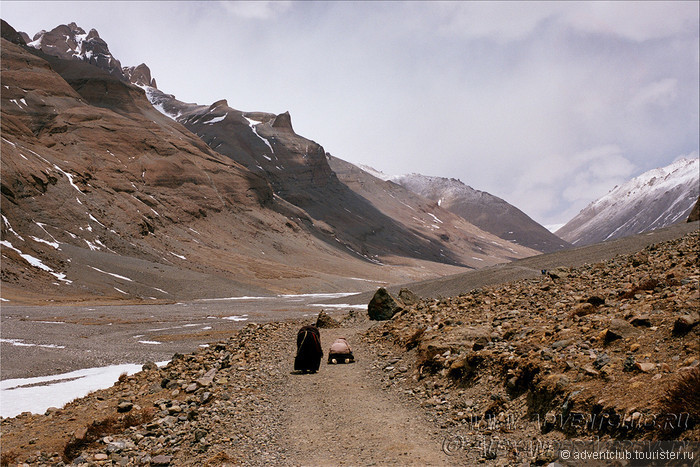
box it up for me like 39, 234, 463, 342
1, 20, 539, 302
1, 19, 27, 45
688, 197, 700, 222
123, 63, 157, 88
145, 87, 537, 268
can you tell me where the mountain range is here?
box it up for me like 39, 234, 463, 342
0, 20, 538, 304
1, 20, 696, 304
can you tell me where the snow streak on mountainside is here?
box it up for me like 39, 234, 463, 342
364, 170, 571, 254
556, 157, 699, 246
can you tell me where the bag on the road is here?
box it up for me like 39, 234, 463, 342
294, 325, 323, 373
328, 337, 355, 364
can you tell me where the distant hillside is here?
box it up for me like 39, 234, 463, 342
556, 158, 699, 246
379, 172, 570, 254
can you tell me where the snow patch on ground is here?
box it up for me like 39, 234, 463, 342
309, 304, 366, 310
0, 338, 65, 349
0, 361, 168, 418
88, 266, 133, 282
222, 315, 249, 321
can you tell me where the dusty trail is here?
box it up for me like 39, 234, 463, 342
277, 324, 455, 466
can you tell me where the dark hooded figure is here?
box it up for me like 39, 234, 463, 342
295, 325, 323, 373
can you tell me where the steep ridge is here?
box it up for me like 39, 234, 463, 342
557, 158, 699, 246
11, 20, 537, 270
145, 87, 537, 268
385, 172, 571, 254
0, 33, 273, 301
24, 22, 126, 80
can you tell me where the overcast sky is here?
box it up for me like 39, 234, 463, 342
2, 1, 698, 227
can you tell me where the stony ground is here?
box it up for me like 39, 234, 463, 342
1, 230, 698, 466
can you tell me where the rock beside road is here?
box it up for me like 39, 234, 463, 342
367, 287, 404, 320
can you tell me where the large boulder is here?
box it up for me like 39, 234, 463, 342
368, 287, 404, 321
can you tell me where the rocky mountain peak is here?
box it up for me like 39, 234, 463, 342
272, 111, 294, 133
557, 157, 700, 246
388, 172, 571, 253
122, 63, 157, 88
209, 99, 229, 111
0, 19, 27, 45
24, 22, 124, 80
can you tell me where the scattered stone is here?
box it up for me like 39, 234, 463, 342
151, 454, 172, 465
73, 426, 88, 441
142, 361, 158, 371
629, 315, 651, 327
673, 312, 699, 334
196, 368, 217, 387
397, 288, 419, 305
603, 319, 637, 343
635, 362, 656, 373
570, 302, 595, 317
116, 401, 133, 413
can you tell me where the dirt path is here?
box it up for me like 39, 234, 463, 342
277, 324, 456, 466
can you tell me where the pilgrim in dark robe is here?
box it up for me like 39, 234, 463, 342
295, 325, 323, 373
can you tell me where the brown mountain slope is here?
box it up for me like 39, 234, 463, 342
146, 87, 537, 269
327, 155, 537, 268
1, 20, 539, 303
389, 173, 571, 253
0, 36, 467, 304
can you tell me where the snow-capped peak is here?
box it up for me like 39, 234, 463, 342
591, 157, 699, 209
557, 157, 699, 245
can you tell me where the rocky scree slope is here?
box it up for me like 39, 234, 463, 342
1, 20, 538, 303
24, 20, 537, 271
326, 155, 538, 267
557, 157, 700, 246
143, 86, 536, 270
362, 230, 699, 463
